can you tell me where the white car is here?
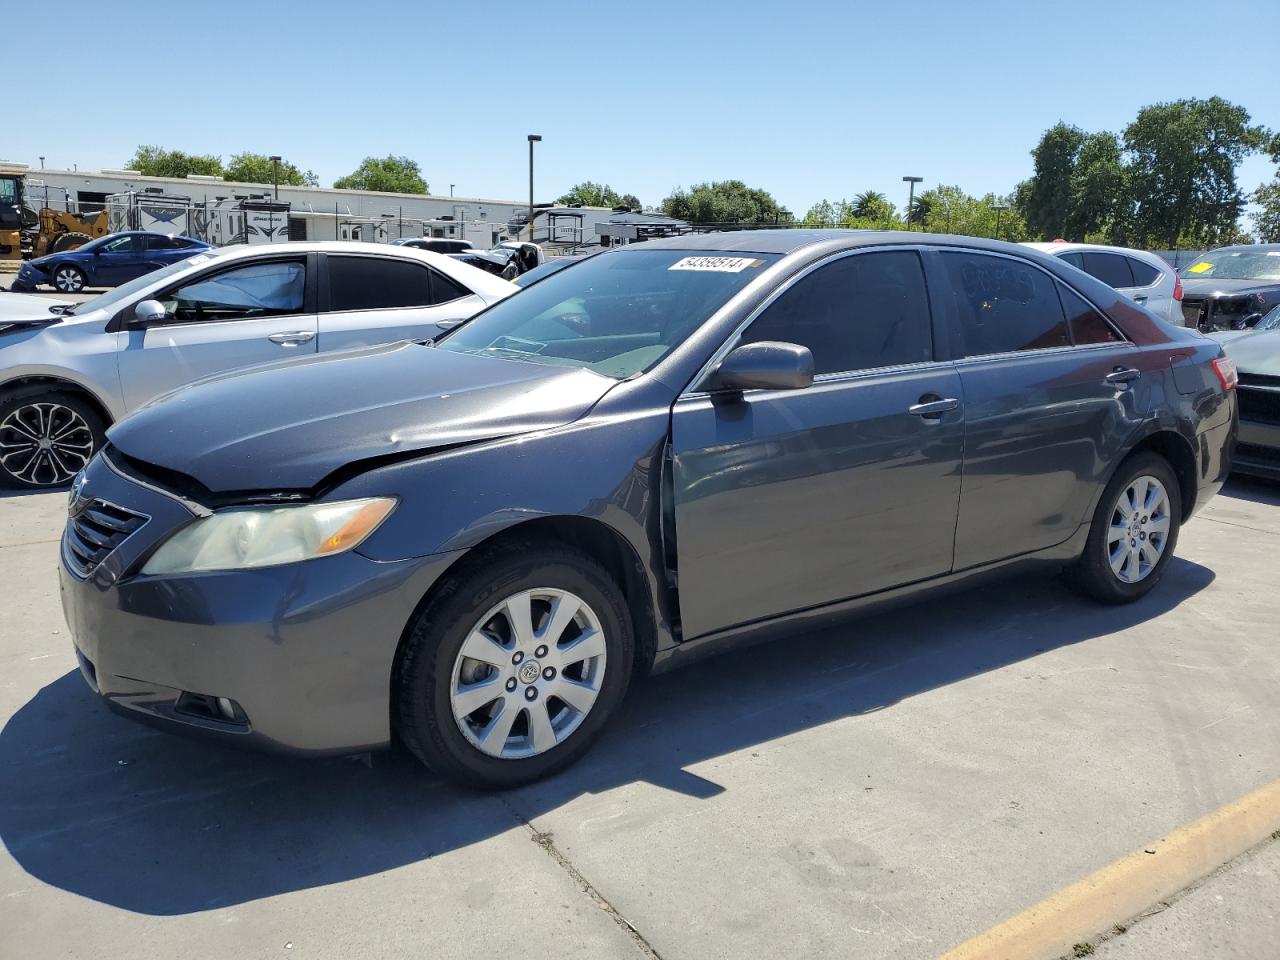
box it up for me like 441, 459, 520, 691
1022, 242, 1183, 325
0, 241, 513, 488
0, 290, 72, 321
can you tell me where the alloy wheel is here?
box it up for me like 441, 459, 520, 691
1106, 474, 1171, 584
449, 587, 608, 759
0, 402, 95, 486
54, 267, 84, 293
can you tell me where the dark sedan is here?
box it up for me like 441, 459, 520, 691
59, 231, 1236, 788
1178, 244, 1280, 332
1217, 309, 1280, 479
10, 231, 212, 293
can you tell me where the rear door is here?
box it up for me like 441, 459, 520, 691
670, 248, 965, 640
318, 253, 487, 350
117, 254, 318, 410
939, 249, 1147, 569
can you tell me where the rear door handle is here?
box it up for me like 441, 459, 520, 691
907, 398, 960, 419
1105, 367, 1141, 384
268, 330, 316, 346
1132, 295, 1148, 304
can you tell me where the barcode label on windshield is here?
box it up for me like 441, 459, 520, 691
668, 256, 764, 273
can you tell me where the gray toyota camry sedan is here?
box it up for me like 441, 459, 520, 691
59, 231, 1237, 788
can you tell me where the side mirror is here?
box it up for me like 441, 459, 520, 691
132, 299, 167, 325
705, 341, 814, 393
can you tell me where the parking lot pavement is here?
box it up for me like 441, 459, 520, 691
0, 272, 101, 301
1, 478, 1279, 959
1091, 838, 1280, 959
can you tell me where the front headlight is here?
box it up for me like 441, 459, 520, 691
142, 497, 397, 575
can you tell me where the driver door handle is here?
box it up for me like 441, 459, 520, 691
268, 330, 316, 346
908, 397, 960, 419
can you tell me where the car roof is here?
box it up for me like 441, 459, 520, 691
633, 229, 1043, 257
1021, 241, 1170, 267
1208, 243, 1280, 253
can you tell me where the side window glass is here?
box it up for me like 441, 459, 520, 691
740, 251, 933, 375
144, 235, 176, 251
1127, 258, 1161, 287
1058, 284, 1121, 345
1059, 251, 1085, 269
1081, 252, 1134, 288
104, 235, 137, 253
941, 252, 1069, 356
328, 256, 433, 311
430, 270, 470, 304
161, 260, 305, 323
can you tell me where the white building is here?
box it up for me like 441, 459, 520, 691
23, 167, 616, 251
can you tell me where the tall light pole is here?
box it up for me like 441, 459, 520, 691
269, 155, 282, 202
903, 176, 923, 230
992, 199, 1010, 241
450, 184, 455, 197
527, 134, 541, 243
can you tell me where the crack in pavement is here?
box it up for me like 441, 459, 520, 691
501, 797, 664, 960
1200, 515, 1280, 537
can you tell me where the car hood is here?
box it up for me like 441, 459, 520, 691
1219, 329, 1280, 376
1179, 277, 1280, 299
0, 291, 71, 322
107, 341, 616, 494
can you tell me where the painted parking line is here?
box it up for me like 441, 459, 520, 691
939, 778, 1280, 960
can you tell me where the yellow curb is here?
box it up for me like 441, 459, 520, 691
939, 778, 1280, 960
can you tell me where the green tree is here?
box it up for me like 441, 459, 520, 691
126, 145, 224, 179
1067, 132, 1128, 242
802, 199, 841, 226
333, 155, 428, 194
1254, 179, 1280, 243
1019, 122, 1086, 239
661, 180, 790, 224
850, 191, 887, 218
917, 185, 1027, 241
224, 153, 318, 187
1123, 97, 1267, 248
557, 181, 641, 210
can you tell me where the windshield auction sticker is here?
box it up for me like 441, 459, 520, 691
668, 256, 764, 272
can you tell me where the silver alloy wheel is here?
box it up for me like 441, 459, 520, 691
54, 266, 84, 292
1106, 474, 1172, 584
450, 587, 607, 760
0, 402, 95, 486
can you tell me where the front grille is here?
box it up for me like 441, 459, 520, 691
1237, 376, 1280, 426
63, 499, 148, 578
1181, 300, 1204, 327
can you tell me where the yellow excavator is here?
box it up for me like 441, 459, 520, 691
0, 163, 108, 259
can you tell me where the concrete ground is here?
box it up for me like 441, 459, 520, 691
0, 271, 101, 301
1, 477, 1279, 959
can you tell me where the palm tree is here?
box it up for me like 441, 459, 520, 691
908, 195, 933, 228
851, 191, 887, 219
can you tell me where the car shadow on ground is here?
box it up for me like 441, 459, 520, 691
1219, 476, 1280, 508
0, 557, 1214, 915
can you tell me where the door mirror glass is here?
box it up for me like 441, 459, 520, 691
707, 341, 814, 392
133, 299, 167, 325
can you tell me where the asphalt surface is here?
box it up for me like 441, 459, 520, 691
0, 477, 1277, 958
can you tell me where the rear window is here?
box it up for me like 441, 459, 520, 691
437, 249, 779, 379
1081, 252, 1134, 289
941, 251, 1069, 355
1127, 257, 1161, 287
328, 256, 432, 311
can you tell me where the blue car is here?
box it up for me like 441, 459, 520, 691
10, 231, 213, 294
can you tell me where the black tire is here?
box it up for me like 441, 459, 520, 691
51, 263, 87, 293
396, 540, 634, 788
0, 391, 107, 489
1067, 451, 1182, 604
51, 232, 92, 254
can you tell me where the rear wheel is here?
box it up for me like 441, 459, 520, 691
51, 264, 87, 293
396, 541, 634, 788
0, 392, 106, 488
1068, 451, 1181, 604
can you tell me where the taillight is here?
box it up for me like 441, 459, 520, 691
1173, 274, 1183, 302
1212, 356, 1237, 391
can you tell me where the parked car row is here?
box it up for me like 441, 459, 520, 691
50, 230, 1237, 788
0, 242, 513, 487
10, 232, 214, 293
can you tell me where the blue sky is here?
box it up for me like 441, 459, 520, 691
11, 0, 1278, 218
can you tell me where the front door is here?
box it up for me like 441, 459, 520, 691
670, 248, 965, 641
92, 234, 145, 285
117, 256, 318, 410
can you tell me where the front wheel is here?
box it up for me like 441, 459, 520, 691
51, 264, 87, 293
396, 541, 634, 788
1068, 451, 1181, 604
0, 392, 106, 488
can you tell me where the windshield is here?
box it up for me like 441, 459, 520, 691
1255, 304, 1280, 331
1180, 249, 1280, 281
71, 251, 219, 315
513, 258, 580, 287
436, 249, 779, 378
